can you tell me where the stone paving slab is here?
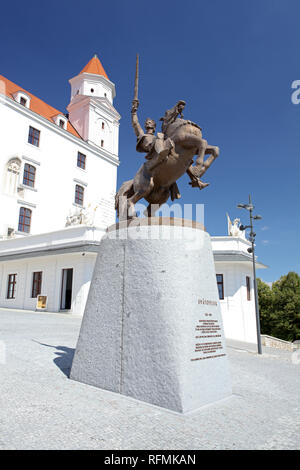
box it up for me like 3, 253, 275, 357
0, 308, 299, 450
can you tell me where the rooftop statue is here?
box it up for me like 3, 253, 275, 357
226, 213, 246, 238
115, 56, 220, 220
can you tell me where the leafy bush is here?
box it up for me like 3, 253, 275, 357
258, 272, 300, 342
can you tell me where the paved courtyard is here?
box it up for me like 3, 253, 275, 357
0, 308, 299, 450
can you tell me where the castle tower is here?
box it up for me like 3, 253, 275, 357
67, 55, 120, 157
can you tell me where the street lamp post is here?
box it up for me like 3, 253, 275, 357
237, 195, 263, 355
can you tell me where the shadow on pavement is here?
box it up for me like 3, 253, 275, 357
32, 340, 75, 377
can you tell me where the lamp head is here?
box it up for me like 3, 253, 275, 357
237, 203, 253, 210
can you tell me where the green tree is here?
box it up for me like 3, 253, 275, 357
257, 278, 274, 336
258, 272, 300, 342
271, 272, 300, 342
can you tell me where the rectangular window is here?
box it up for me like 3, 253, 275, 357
20, 97, 27, 106
75, 184, 84, 206
77, 152, 86, 170
59, 119, 65, 128
7, 274, 17, 299
32, 272, 42, 298
246, 276, 251, 301
23, 163, 36, 187
18, 207, 32, 233
28, 126, 40, 147
101, 140, 104, 147
216, 274, 224, 300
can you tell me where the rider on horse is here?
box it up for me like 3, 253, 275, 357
115, 56, 219, 221
131, 99, 181, 200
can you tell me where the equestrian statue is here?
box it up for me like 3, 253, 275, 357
115, 55, 220, 220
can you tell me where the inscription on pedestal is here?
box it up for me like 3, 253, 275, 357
191, 299, 226, 361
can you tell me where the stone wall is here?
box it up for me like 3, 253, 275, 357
261, 334, 299, 351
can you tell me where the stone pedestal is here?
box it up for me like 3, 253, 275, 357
70, 217, 232, 413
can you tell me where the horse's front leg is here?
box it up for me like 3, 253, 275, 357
195, 138, 208, 168
190, 144, 219, 176
175, 133, 207, 169
198, 144, 220, 177
186, 143, 219, 189
205, 144, 219, 160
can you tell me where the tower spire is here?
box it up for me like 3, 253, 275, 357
80, 55, 108, 79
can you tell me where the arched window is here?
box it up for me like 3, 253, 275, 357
5, 158, 21, 194
75, 185, 84, 206
23, 163, 36, 187
18, 207, 32, 233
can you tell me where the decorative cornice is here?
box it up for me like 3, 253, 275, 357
73, 178, 88, 187
17, 199, 37, 208
22, 155, 41, 166
0, 242, 101, 261
213, 251, 267, 268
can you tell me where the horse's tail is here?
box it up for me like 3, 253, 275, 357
115, 179, 134, 219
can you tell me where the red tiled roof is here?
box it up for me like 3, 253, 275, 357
0, 74, 81, 139
80, 55, 108, 79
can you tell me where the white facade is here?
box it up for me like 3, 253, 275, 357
0, 226, 103, 313
0, 57, 120, 240
211, 236, 266, 344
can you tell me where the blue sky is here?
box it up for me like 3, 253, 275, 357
1, 0, 299, 282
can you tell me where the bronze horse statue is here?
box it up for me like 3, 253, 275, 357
115, 58, 219, 221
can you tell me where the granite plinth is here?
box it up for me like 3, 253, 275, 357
70, 217, 232, 413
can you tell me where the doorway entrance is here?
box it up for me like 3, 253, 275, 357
60, 268, 73, 310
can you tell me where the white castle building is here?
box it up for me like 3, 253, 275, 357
0, 56, 266, 344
